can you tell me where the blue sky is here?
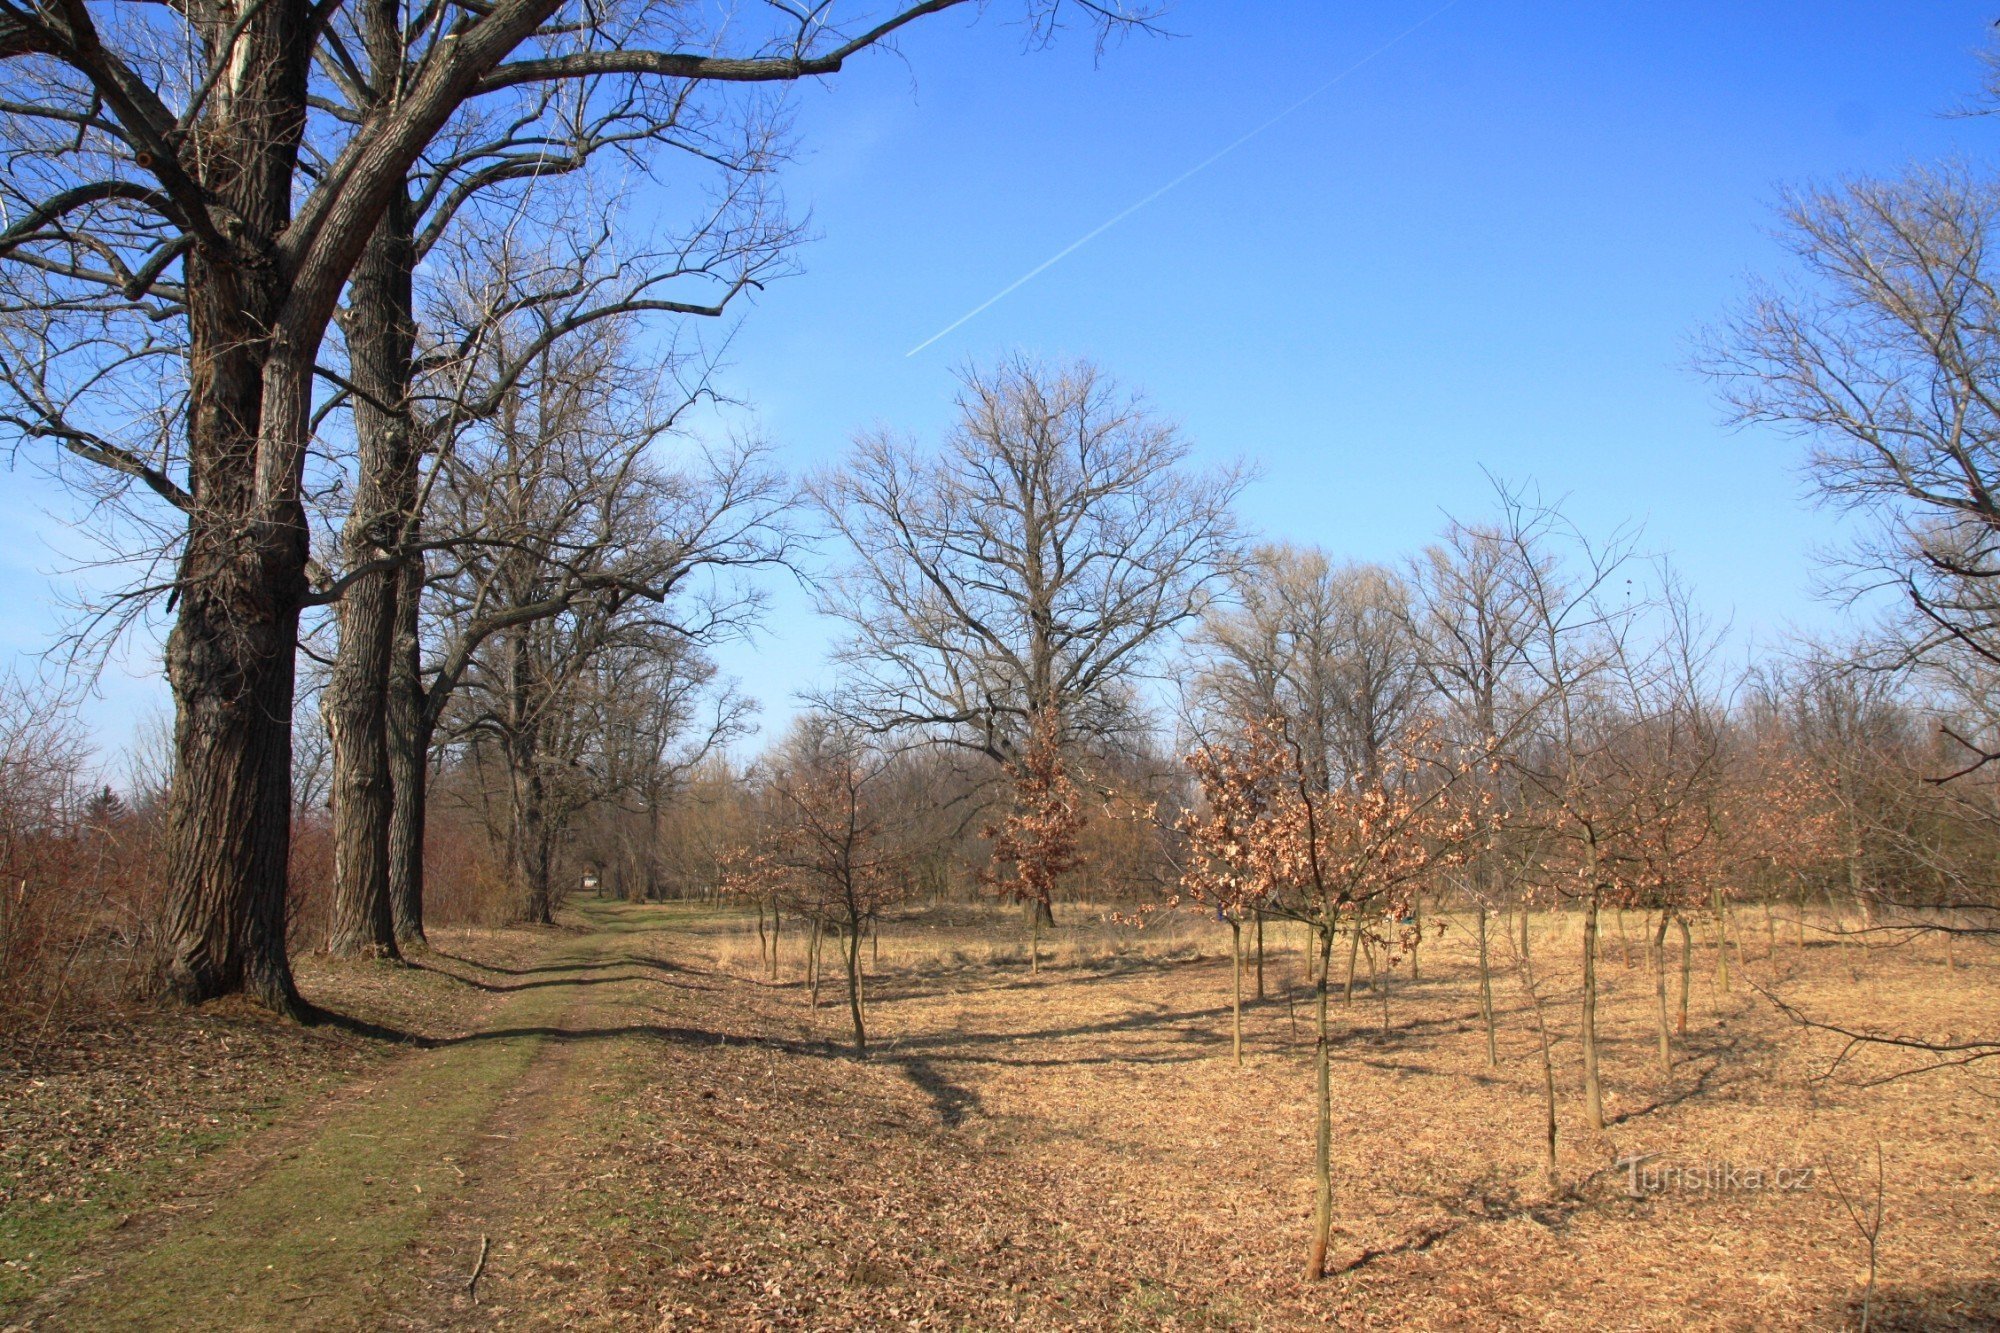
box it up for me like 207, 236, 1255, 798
5, 1, 1997, 763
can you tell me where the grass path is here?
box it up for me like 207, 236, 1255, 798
25, 902, 683, 1330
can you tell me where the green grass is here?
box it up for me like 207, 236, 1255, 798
45, 932, 610, 1330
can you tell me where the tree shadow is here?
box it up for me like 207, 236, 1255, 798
426, 950, 698, 978
406, 961, 709, 996
894, 1056, 983, 1127
883, 1001, 1234, 1060
1863, 1278, 2000, 1330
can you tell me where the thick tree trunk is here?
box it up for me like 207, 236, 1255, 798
163, 190, 315, 1015
324, 200, 416, 961
1581, 891, 1604, 1131
386, 653, 431, 950
162, 570, 307, 1015
510, 755, 552, 925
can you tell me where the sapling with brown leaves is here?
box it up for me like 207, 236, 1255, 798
722, 718, 910, 1058
1176, 716, 1482, 1280
982, 713, 1084, 976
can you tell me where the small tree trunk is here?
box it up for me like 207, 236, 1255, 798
1230, 918, 1243, 1067
1377, 946, 1390, 1040
1534, 993, 1559, 1194
1713, 884, 1731, 993
770, 907, 781, 980
846, 917, 867, 1058
1520, 903, 1531, 963
1410, 892, 1422, 983
1343, 926, 1362, 1005
1254, 908, 1265, 1001
1676, 914, 1693, 1036
1652, 912, 1673, 1075
1616, 906, 1632, 968
808, 917, 824, 1007
1477, 905, 1497, 1067
1306, 924, 1335, 1281
1764, 899, 1775, 962
1582, 891, 1604, 1131
1029, 903, 1041, 976
756, 901, 768, 972
1519, 946, 1559, 1195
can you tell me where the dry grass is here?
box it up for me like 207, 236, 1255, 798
620, 899, 2000, 1329
414, 896, 1992, 1320
6, 900, 1994, 1329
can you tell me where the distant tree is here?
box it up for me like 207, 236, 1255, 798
982, 711, 1083, 975
725, 718, 909, 1057
812, 356, 1244, 765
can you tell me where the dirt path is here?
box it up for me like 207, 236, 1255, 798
19, 903, 703, 1331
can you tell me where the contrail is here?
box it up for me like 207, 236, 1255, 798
905, 0, 1465, 359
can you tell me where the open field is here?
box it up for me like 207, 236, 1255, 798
3, 898, 1996, 1330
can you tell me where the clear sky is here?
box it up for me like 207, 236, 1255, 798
5, 1, 1997, 765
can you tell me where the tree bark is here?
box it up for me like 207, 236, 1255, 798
1713, 884, 1732, 993
1582, 890, 1604, 1131
1410, 892, 1422, 982
1230, 918, 1243, 1067
1254, 907, 1265, 1001
1477, 905, 1497, 1067
324, 195, 417, 961
386, 618, 432, 950
158, 5, 318, 1015
1652, 912, 1673, 1074
845, 918, 867, 1058
1306, 924, 1335, 1281
1676, 913, 1693, 1036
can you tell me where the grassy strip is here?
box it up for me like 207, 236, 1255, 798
46, 934, 606, 1330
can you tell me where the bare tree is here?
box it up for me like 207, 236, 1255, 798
726, 716, 911, 1057
0, 0, 1148, 1014
811, 356, 1245, 764
424, 310, 780, 922
1194, 545, 1423, 786
1705, 165, 2000, 765
1404, 511, 1542, 1063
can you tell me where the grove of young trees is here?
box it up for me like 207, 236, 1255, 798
2, 2, 1997, 1295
